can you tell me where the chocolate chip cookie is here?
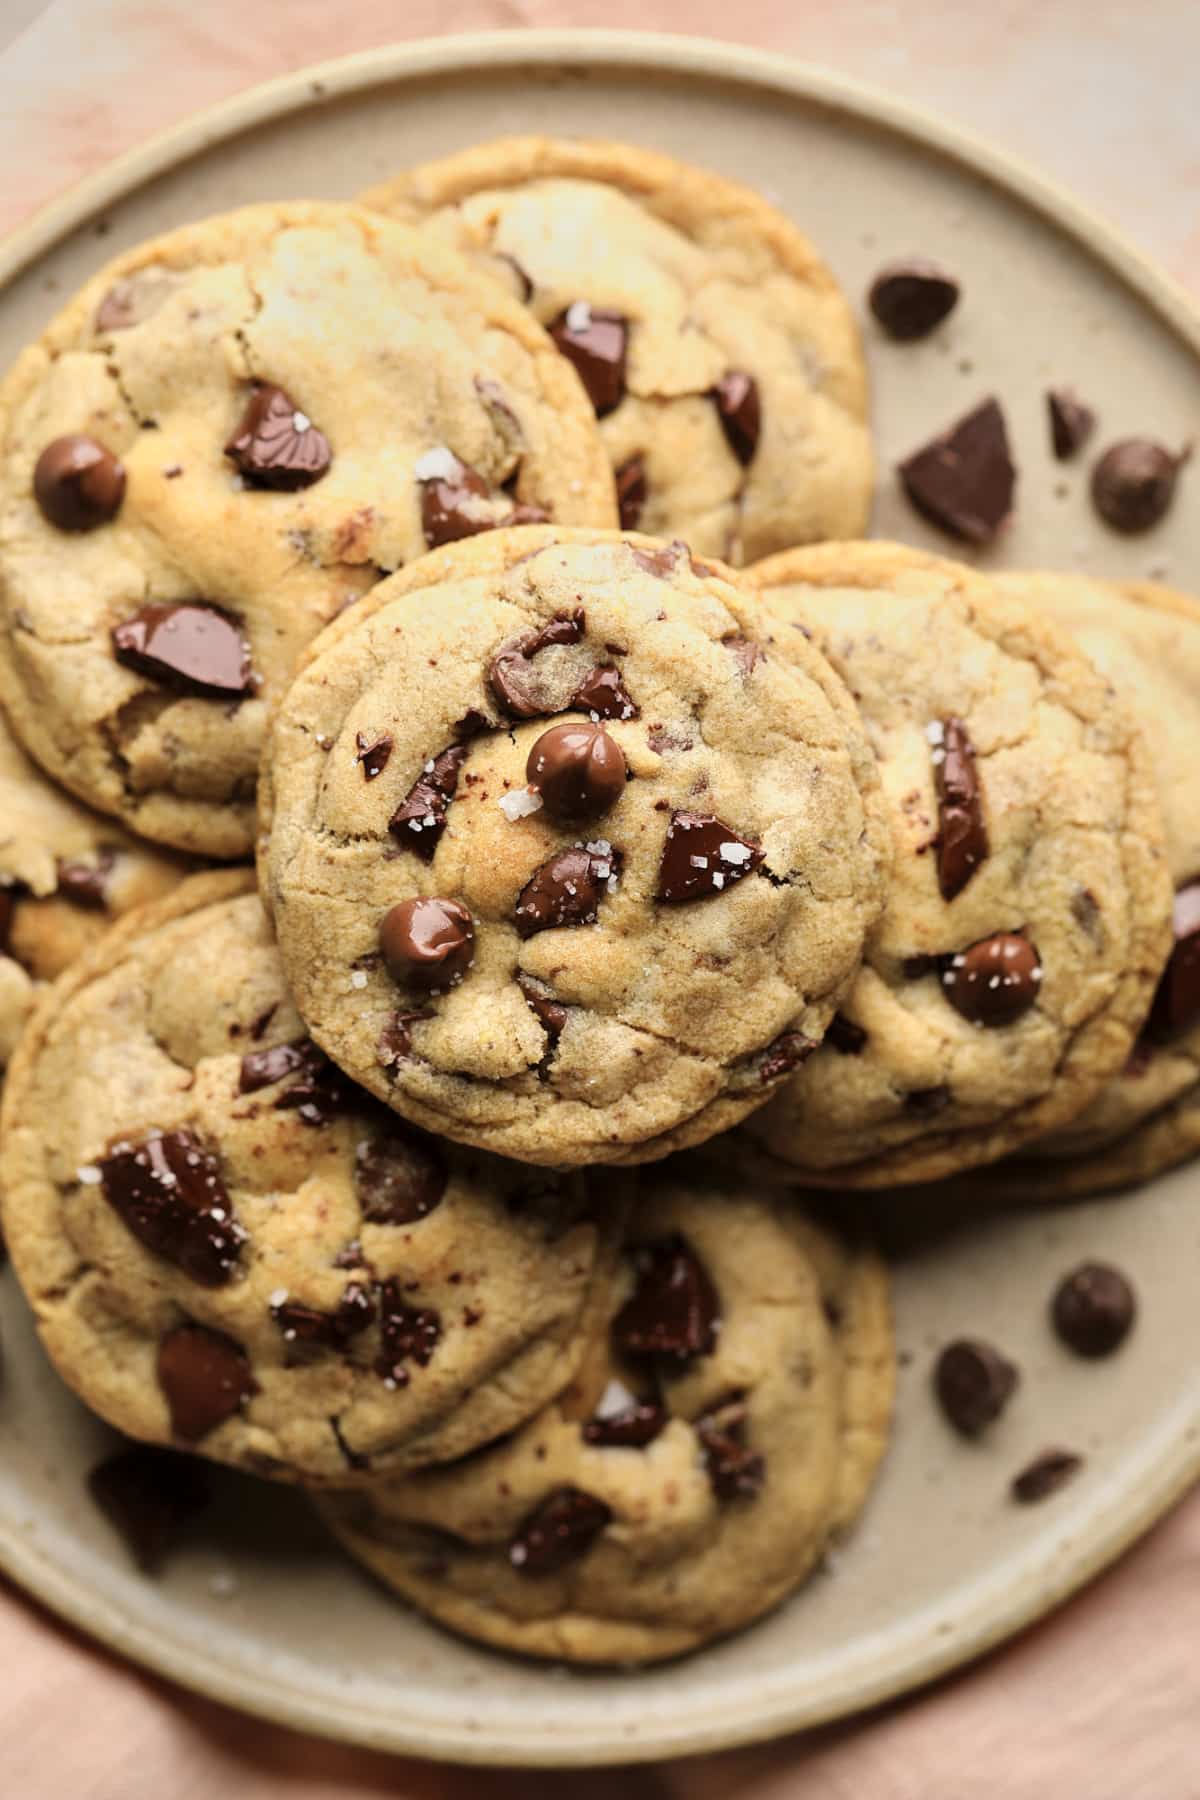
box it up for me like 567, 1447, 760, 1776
259, 526, 891, 1167
361, 136, 872, 564
0, 202, 614, 859
740, 542, 1171, 1186
0, 871, 624, 1483
316, 1174, 894, 1664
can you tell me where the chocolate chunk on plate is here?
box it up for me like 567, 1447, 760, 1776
898, 396, 1015, 544
1046, 387, 1095, 460
869, 259, 960, 340
1011, 1448, 1083, 1505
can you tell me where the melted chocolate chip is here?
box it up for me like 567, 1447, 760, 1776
270, 1282, 375, 1363
355, 733, 393, 780
1047, 387, 1096, 460
898, 396, 1015, 544
696, 1406, 765, 1502
1091, 439, 1186, 532
355, 1124, 447, 1224
826, 1013, 867, 1054
582, 1400, 668, 1449
389, 745, 469, 861
942, 932, 1042, 1026
34, 434, 125, 531
935, 1339, 1019, 1437
931, 717, 989, 901
757, 1031, 818, 1083
868, 259, 960, 339
488, 610, 586, 719
380, 896, 475, 991
111, 602, 254, 698
518, 976, 568, 1044
549, 304, 628, 416
656, 811, 763, 903
722, 636, 764, 678
225, 384, 330, 490
509, 1486, 612, 1575
237, 1039, 311, 1094
56, 848, 116, 909
375, 1280, 440, 1386
526, 722, 626, 823
454, 706, 491, 740
569, 663, 638, 721
514, 843, 618, 938
418, 451, 494, 547
87, 1445, 210, 1573
712, 371, 761, 464
1147, 881, 1200, 1040
613, 1236, 720, 1367
376, 1009, 433, 1068
1011, 1448, 1083, 1505
1052, 1263, 1137, 1358
157, 1324, 256, 1442
615, 454, 647, 529
98, 1130, 246, 1287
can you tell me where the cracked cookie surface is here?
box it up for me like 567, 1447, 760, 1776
0, 871, 624, 1484
259, 526, 891, 1168
739, 542, 1172, 1187
361, 136, 871, 565
317, 1173, 894, 1665
0, 202, 614, 859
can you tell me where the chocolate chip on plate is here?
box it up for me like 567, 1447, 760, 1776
612, 1235, 720, 1367
1147, 880, 1200, 1040
379, 896, 475, 991
1091, 438, 1187, 532
355, 733, 393, 780
111, 602, 254, 698
157, 1323, 256, 1442
1046, 387, 1096, 460
526, 722, 627, 823
569, 663, 638, 721
98, 1129, 246, 1287
34, 434, 125, 531
488, 610, 586, 719
868, 260, 960, 340
942, 932, 1041, 1027
87, 1444, 210, 1573
898, 396, 1016, 544
225, 384, 331, 490
656, 811, 763, 903
355, 1123, 447, 1225
712, 371, 761, 465
549, 303, 628, 416
1052, 1262, 1137, 1358
56, 847, 116, 909
934, 1338, 1019, 1437
515, 843, 618, 938
374, 1279, 441, 1387
389, 745, 470, 861
930, 716, 989, 900
416, 447, 494, 547
509, 1485, 613, 1576
1011, 1448, 1083, 1505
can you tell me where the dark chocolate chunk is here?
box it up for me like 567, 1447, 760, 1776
931, 716, 989, 901
355, 1124, 447, 1224
379, 896, 475, 991
1091, 439, 1186, 532
631, 540, 686, 579
898, 396, 1015, 544
615, 453, 647, 530
87, 1444, 210, 1573
225, 384, 330, 490
868, 259, 960, 340
270, 1281, 375, 1363
375, 1279, 441, 1387
518, 976, 568, 1045
237, 1038, 312, 1094
582, 1399, 668, 1449
157, 1323, 256, 1442
55, 847, 116, 910
695, 1403, 765, 1502
1147, 880, 1200, 1041
98, 1129, 246, 1287
549, 303, 628, 416
488, 609, 586, 719
355, 732, 393, 780
942, 932, 1042, 1026
376, 1008, 433, 1068
509, 1485, 612, 1575
417, 449, 494, 547
34, 434, 125, 531
826, 1013, 867, 1055
388, 745, 469, 861
656, 811, 763, 903
569, 663, 638, 721
612, 1235, 720, 1367
453, 706, 491, 740
0, 887, 14, 953
712, 371, 761, 464
525, 721, 626, 823
111, 602, 253, 698
1047, 387, 1095, 460
1051, 1262, 1136, 1358
267, 1042, 355, 1127
935, 1338, 1019, 1437
1011, 1448, 1083, 1504
757, 1030, 818, 1083
515, 843, 617, 938
722, 635, 764, 678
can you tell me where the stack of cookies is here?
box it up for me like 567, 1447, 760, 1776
0, 135, 1189, 1666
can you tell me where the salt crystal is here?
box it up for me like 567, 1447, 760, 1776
414, 445, 460, 482
269, 1287, 289, 1307
350, 970, 368, 989
499, 787, 543, 821
595, 1378, 637, 1419
76, 1164, 102, 1186
565, 300, 593, 333
720, 842, 752, 865
292, 410, 311, 433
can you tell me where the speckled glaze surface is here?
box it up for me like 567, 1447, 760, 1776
2, 32, 1200, 1767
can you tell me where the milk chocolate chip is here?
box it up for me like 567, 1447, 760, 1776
549, 303, 628, 416
98, 1129, 246, 1287
930, 716, 989, 900
157, 1324, 256, 1441
1092, 439, 1186, 532
389, 745, 469, 861
509, 1486, 612, 1575
34, 434, 125, 531
112, 602, 254, 698
712, 371, 761, 464
526, 722, 626, 823
379, 897, 474, 991
656, 811, 763, 903
613, 1236, 720, 1367
488, 610, 585, 719
869, 259, 960, 340
935, 1338, 1019, 1437
942, 933, 1041, 1026
1052, 1262, 1136, 1358
225, 384, 331, 490
514, 843, 617, 938
899, 396, 1015, 544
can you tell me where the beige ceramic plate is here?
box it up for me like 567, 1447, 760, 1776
2, 30, 1200, 1768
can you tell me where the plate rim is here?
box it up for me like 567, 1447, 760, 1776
2, 27, 1199, 1767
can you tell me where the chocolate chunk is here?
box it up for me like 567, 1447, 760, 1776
1091, 439, 1186, 532
355, 733, 393, 780
509, 1486, 612, 1575
615, 454, 647, 530
569, 663, 638, 721
722, 635, 763, 678
98, 1130, 246, 1287
225, 384, 330, 490
656, 811, 763, 903
376, 1008, 433, 1068
237, 1038, 312, 1094
515, 843, 617, 938
526, 721, 626, 823
942, 932, 1042, 1027
518, 976, 568, 1044
712, 371, 761, 464
0, 888, 14, 953
696, 1404, 765, 1502
827, 1013, 867, 1055
417, 449, 494, 547
34, 434, 125, 531
582, 1400, 668, 1449
1052, 1262, 1137, 1358
268, 1042, 355, 1127
488, 610, 586, 719
157, 1324, 255, 1442
270, 1281, 375, 1362
935, 1338, 1019, 1437
931, 716, 989, 900
112, 602, 254, 698
355, 1124, 447, 1224
375, 1279, 440, 1386
55, 847, 116, 910
868, 259, 960, 340
453, 706, 491, 740
631, 540, 686, 579
1147, 881, 1200, 1040
88, 1445, 210, 1573
379, 896, 475, 991
549, 303, 628, 416
898, 397, 1015, 544
904, 1084, 951, 1115
1011, 1448, 1083, 1505
613, 1236, 720, 1367
389, 745, 469, 861
757, 1030, 818, 1083
1047, 387, 1096, 460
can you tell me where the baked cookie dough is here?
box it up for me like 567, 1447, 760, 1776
0, 201, 614, 859
259, 526, 891, 1167
739, 542, 1171, 1187
0, 871, 624, 1484
317, 1175, 894, 1665
361, 136, 871, 564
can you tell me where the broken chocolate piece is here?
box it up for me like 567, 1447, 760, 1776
515, 843, 618, 938
696, 1403, 765, 1502
270, 1281, 375, 1362
1047, 387, 1095, 460
389, 745, 470, 861
868, 259, 960, 340
568, 663, 638, 721
582, 1400, 668, 1449
931, 716, 989, 901
1011, 1448, 1083, 1504
56, 847, 116, 910
615, 453, 647, 529
98, 1129, 246, 1287
1147, 881, 1200, 1040
488, 610, 586, 719
549, 303, 628, 416
509, 1486, 612, 1575
375, 1280, 441, 1386
712, 371, 761, 464
826, 1013, 867, 1055
112, 602, 254, 698
898, 396, 1015, 544
355, 733, 393, 780
225, 384, 330, 490
157, 1323, 256, 1442
612, 1235, 720, 1367
518, 976, 569, 1045
757, 1031, 818, 1083
656, 811, 763, 903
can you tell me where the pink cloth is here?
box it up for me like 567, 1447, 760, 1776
4, 4, 1200, 1793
